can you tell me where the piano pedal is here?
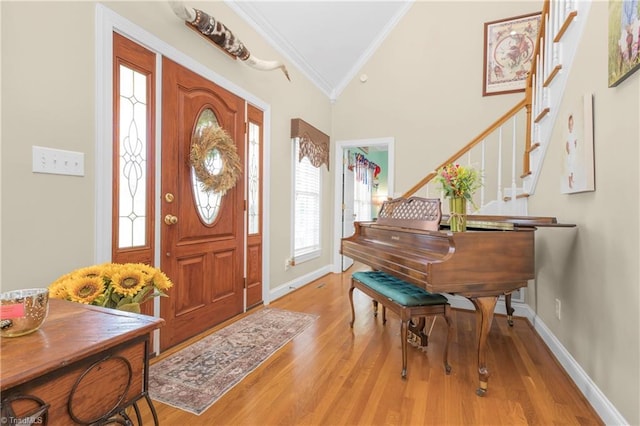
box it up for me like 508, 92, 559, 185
407, 330, 429, 349
407, 331, 419, 348
408, 319, 429, 347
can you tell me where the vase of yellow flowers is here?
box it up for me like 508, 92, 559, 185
48, 263, 173, 313
435, 163, 481, 232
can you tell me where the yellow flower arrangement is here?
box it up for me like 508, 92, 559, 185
434, 163, 483, 232
435, 163, 482, 203
49, 263, 173, 313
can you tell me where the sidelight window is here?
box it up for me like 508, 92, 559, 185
117, 64, 149, 248
248, 121, 261, 234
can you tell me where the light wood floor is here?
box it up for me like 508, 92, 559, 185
141, 265, 603, 425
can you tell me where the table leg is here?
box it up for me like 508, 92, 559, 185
470, 295, 498, 396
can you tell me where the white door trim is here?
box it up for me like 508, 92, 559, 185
95, 4, 273, 312
332, 137, 394, 273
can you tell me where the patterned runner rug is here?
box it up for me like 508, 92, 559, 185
149, 307, 318, 415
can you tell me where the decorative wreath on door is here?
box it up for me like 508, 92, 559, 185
190, 125, 242, 195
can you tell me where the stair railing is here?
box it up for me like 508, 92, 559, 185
401, 99, 530, 215
526, 0, 585, 195
402, 0, 586, 216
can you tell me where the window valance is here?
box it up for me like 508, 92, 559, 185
291, 118, 330, 171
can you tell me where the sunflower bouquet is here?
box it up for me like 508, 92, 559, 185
48, 263, 173, 313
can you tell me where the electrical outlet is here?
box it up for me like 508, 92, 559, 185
32, 146, 85, 176
555, 298, 561, 320
284, 258, 295, 271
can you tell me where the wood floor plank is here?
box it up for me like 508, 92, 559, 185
141, 265, 603, 425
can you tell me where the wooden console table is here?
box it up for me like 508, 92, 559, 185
1, 299, 164, 425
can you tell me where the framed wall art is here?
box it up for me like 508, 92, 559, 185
608, 0, 640, 87
483, 12, 541, 96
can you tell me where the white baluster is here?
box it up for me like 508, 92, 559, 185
544, 86, 550, 109
497, 127, 503, 203
542, 39, 547, 83
545, 15, 551, 76
511, 116, 518, 202
480, 139, 486, 209
531, 74, 537, 116
553, 0, 560, 40
536, 57, 542, 110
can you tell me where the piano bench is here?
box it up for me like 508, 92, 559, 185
349, 270, 452, 379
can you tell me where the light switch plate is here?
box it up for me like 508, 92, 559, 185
32, 146, 85, 176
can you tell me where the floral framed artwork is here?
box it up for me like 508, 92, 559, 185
608, 0, 640, 87
561, 94, 595, 194
483, 12, 541, 96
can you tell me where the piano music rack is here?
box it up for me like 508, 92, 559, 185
376, 196, 441, 231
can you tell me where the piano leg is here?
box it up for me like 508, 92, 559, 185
400, 320, 409, 378
470, 295, 498, 397
505, 293, 515, 326
348, 286, 356, 327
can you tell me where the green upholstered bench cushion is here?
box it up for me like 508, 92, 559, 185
352, 271, 448, 307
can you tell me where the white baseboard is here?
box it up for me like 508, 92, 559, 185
523, 305, 628, 426
268, 265, 333, 303
447, 295, 627, 425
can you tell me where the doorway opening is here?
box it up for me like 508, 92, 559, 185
332, 138, 395, 273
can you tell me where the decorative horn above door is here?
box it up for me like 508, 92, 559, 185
169, 1, 290, 81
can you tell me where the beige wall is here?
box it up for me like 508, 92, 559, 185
332, 1, 543, 193
2, 2, 97, 282
530, 1, 639, 422
1, 1, 638, 424
1, 1, 333, 293
333, 1, 638, 424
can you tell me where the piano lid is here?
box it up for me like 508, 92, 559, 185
374, 196, 565, 232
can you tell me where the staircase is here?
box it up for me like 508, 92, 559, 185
402, 0, 592, 216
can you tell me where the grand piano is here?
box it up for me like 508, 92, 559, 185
341, 196, 565, 396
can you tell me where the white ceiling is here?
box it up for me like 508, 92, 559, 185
226, 1, 413, 101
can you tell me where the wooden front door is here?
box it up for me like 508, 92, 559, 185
160, 57, 245, 350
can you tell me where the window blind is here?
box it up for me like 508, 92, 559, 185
293, 138, 321, 259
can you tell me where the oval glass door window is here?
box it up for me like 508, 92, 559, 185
191, 108, 223, 225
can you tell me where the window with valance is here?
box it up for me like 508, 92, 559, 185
291, 118, 330, 263
291, 118, 330, 171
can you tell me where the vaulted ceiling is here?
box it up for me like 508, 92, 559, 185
226, 1, 413, 101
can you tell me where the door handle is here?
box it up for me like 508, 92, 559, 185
164, 214, 178, 225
